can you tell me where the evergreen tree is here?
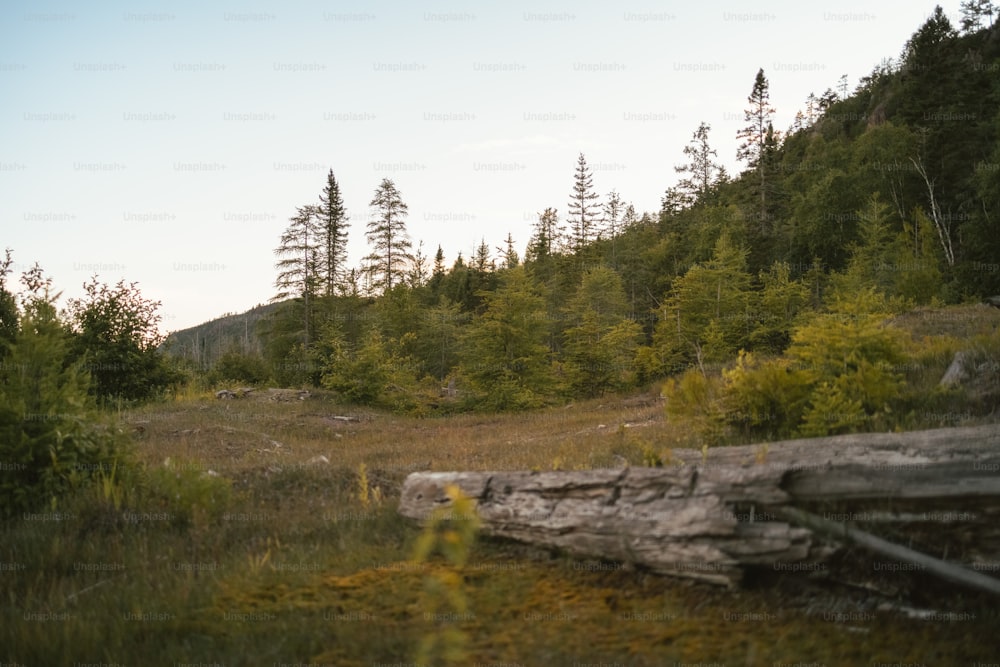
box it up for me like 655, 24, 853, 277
602, 190, 625, 264
273, 205, 321, 346
458, 266, 553, 410
498, 233, 519, 270
561, 267, 642, 397
526, 208, 560, 262
317, 169, 350, 297
366, 178, 413, 294
653, 232, 754, 370
408, 240, 429, 289
674, 122, 724, 206
959, 0, 994, 33
566, 153, 602, 252
736, 68, 777, 222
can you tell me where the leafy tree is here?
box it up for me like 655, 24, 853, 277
66, 277, 176, 403
366, 178, 413, 294
207, 348, 270, 386
317, 169, 350, 296
1, 268, 126, 516
736, 68, 778, 222
458, 267, 553, 410
566, 153, 602, 252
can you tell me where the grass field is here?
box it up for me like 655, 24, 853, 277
3, 305, 1000, 665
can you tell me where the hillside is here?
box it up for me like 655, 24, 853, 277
164, 301, 278, 368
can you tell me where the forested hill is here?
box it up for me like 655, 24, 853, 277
167, 6, 1000, 424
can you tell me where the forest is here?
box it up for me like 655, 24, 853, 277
161, 6, 1000, 433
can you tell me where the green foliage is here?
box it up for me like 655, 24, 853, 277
66, 277, 177, 404
458, 267, 554, 411
750, 261, 811, 353
0, 284, 128, 517
654, 232, 754, 368
722, 351, 810, 441
662, 368, 727, 445
320, 325, 422, 410
144, 461, 232, 529
411, 484, 479, 666
561, 267, 642, 397
207, 348, 270, 386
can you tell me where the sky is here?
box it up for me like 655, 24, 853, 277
0, 0, 954, 332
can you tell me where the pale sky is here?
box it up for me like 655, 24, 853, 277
1, 0, 951, 332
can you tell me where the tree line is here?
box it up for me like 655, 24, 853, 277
237, 5, 998, 415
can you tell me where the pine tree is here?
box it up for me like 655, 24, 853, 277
960, 0, 995, 32
526, 208, 560, 262
429, 245, 446, 297
736, 68, 777, 222
473, 238, 493, 273
458, 267, 553, 410
674, 122, 724, 206
498, 233, 519, 270
602, 190, 624, 264
408, 240, 429, 288
566, 153, 602, 252
365, 178, 413, 294
274, 205, 322, 345
317, 169, 350, 297
561, 267, 642, 397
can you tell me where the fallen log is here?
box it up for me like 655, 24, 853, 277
399, 424, 1000, 588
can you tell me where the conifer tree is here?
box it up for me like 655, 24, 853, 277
561, 267, 642, 397
498, 233, 519, 270
458, 266, 552, 410
675, 122, 724, 206
317, 169, 350, 297
566, 153, 602, 252
526, 208, 560, 262
602, 190, 624, 263
365, 178, 413, 294
274, 205, 321, 345
736, 68, 778, 222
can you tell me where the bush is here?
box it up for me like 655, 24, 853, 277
722, 351, 810, 441
0, 291, 128, 517
207, 348, 271, 386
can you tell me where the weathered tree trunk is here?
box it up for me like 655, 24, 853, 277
399, 424, 1000, 588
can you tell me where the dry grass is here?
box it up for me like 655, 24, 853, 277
4, 303, 1000, 664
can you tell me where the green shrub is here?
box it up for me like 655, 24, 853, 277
0, 293, 129, 517
721, 350, 810, 441
142, 461, 232, 529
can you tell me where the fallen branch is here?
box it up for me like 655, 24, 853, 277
775, 506, 1000, 597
